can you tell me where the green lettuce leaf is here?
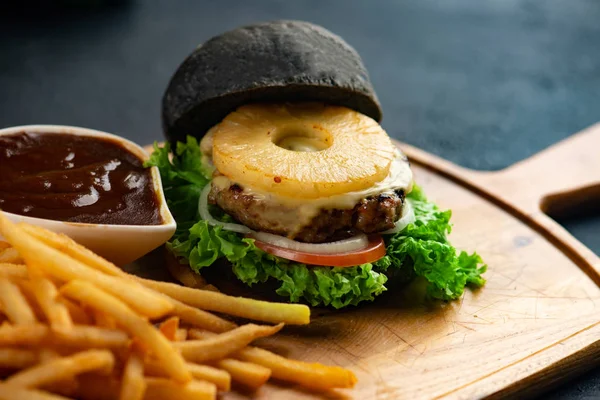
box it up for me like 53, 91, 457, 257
376, 185, 487, 300
146, 138, 212, 224
146, 138, 486, 308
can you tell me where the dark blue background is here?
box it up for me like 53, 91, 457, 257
1, 1, 598, 397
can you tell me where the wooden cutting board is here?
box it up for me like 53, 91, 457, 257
139, 123, 600, 399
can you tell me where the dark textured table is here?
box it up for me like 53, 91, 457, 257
1, 1, 598, 398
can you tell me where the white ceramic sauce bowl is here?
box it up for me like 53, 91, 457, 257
0, 125, 176, 265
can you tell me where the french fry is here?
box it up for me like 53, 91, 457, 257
20, 224, 231, 329
59, 298, 92, 325
137, 278, 310, 325
0, 278, 37, 325
38, 349, 60, 363
158, 316, 179, 341
0, 216, 173, 319
145, 359, 231, 391
91, 309, 117, 330
165, 253, 207, 289
169, 299, 236, 333
76, 374, 122, 400
55, 262, 171, 319
216, 358, 270, 389
186, 329, 208, 340
120, 350, 146, 400
5, 350, 114, 388
28, 277, 72, 330
174, 323, 283, 363
68, 257, 235, 332
13, 280, 47, 322
0, 217, 360, 398
0, 324, 48, 346
35, 350, 79, 397
51, 325, 129, 349
143, 378, 216, 400
60, 280, 191, 383
0, 349, 39, 369
187, 364, 230, 391
18, 222, 236, 331
0, 384, 71, 400
19, 225, 123, 277
0, 247, 22, 263
185, 330, 272, 389
95, 276, 235, 333
128, 337, 150, 357
188, 329, 358, 390
0, 263, 28, 279
175, 328, 188, 342
20, 225, 187, 329
238, 346, 357, 390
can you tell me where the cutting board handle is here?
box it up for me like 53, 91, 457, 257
491, 122, 600, 217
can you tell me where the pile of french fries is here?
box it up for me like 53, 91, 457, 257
0, 212, 356, 400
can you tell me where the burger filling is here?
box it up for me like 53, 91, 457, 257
146, 135, 487, 308
201, 130, 412, 243
209, 180, 404, 243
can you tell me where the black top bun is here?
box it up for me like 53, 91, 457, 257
162, 20, 382, 144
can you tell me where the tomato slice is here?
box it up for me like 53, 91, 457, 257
252, 235, 386, 268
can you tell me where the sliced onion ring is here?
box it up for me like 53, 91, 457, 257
198, 184, 252, 234
380, 199, 415, 234
199, 183, 370, 254
251, 231, 368, 255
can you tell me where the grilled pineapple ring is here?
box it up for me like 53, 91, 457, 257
211, 103, 398, 199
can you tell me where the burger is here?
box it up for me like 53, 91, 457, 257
147, 21, 485, 308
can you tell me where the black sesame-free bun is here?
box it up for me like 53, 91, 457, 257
162, 20, 382, 144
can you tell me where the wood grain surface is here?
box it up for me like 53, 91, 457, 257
137, 123, 600, 399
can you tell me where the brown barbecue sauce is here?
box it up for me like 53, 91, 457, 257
0, 132, 162, 225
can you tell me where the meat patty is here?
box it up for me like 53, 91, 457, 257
208, 183, 404, 243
